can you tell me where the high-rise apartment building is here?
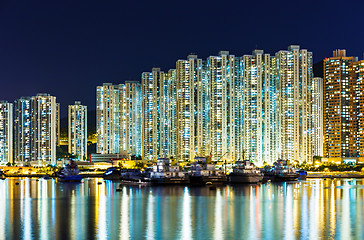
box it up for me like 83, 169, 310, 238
69, 101, 87, 160
355, 60, 364, 160
276, 45, 313, 163
14, 97, 31, 164
0, 101, 13, 164
13, 94, 59, 166
193, 57, 211, 160
242, 50, 280, 165
208, 51, 244, 163
119, 81, 142, 157
160, 70, 178, 160
166, 69, 178, 159
141, 68, 165, 161
176, 56, 199, 162
97, 82, 143, 156
312, 77, 324, 157
324, 50, 358, 161
96, 83, 120, 154
30, 94, 59, 165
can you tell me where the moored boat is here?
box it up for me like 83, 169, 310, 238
56, 160, 83, 182
103, 167, 121, 180
120, 169, 145, 181
188, 159, 227, 186
228, 160, 263, 184
264, 160, 299, 181
296, 169, 307, 180
150, 158, 188, 185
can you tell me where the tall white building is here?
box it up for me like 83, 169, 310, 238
30, 94, 59, 165
166, 69, 178, 159
141, 68, 165, 161
208, 51, 243, 162
0, 101, 13, 164
276, 45, 313, 163
159, 70, 177, 160
14, 97, 31, 164
119, 81, 142, 157
243, 50, 280, 165
176, 56, 200, 162
96, 83, 120, 154
312, 77, 324, 157
69, 101, 87, 160
97, 82, 143, 156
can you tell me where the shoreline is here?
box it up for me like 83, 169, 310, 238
2, 173, 104, 178
2, 172, 364, 179
307, 171, 364, 178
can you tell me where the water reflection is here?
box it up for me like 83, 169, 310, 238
0, 178, 364, 239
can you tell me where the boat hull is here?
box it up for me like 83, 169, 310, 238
57, 175, 83, 182
151, 177, 188, 185
189, 176, 205, 186
296, 170, 307, 180
103, 174, 121, 180
269, 173, 299, 182
297, 175, 307, 180
189, 175, 227, 186
204, 176, 227, 185
229, 174, 263, 184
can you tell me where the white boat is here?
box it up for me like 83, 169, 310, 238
150, 158, 188, 185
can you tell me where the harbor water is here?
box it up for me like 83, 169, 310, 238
0, 178, 363, 239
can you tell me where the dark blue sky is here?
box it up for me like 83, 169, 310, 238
0, 0, 363, 116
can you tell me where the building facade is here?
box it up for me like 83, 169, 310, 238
119, 81, 142, 157
276, 45, 313, 163
69, 101, 87, 160
97, 82, 143, 157
312, 77, 324, 157
14, 97, 31, 164
208, 51, 245, 163
242, 50, 280, 165
96, 83, 120, 154
0, 101, 13, 164
176, 56, 199, 162
324, 50, 358, 162
141, 68, 165, 161
30, 94, 59, 165
355, 60, 364, 160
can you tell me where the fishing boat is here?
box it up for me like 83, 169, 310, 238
188, 159, 227, 186
56, 160, 83, 182
228, 160, 263, 184
150, 158, 188, 185
264, 160, 299, 181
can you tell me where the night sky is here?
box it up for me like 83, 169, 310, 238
0, 0, 363, 116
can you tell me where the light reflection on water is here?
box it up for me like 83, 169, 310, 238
0, 178, 364, 239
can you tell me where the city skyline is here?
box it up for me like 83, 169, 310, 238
1, 46, 364, 165
95, 45, 325, 165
